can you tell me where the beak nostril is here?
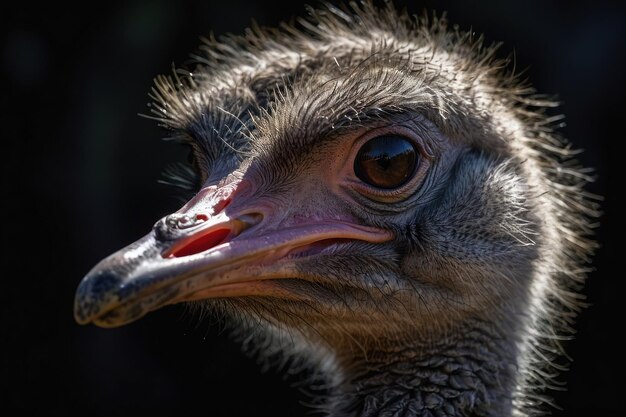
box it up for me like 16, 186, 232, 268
167, 228, 230, 258
164, 213, 208, 231
163, 212, 264, 259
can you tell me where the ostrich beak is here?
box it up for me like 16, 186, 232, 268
74, 183, 393, 328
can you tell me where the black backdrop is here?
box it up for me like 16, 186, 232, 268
2, 0, 624, 415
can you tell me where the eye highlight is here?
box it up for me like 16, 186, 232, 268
354, 135, 418, 189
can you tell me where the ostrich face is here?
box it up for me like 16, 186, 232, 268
75, 62, 537, 354
75, 3, 588, 379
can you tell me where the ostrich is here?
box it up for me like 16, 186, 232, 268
74, 2, 597, 416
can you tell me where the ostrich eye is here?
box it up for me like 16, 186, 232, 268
354, 135, 418, 189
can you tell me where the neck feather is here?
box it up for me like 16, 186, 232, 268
324, 320, 519, 417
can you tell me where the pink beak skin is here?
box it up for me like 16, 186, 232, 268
74, 177, 393, 328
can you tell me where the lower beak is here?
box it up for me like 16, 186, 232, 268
74, 210, 392, 328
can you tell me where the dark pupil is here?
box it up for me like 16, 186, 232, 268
354, 135, 417, 189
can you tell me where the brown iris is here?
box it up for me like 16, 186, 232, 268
354, 135, 418, 189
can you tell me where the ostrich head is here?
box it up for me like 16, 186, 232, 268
74, 2, 596, 415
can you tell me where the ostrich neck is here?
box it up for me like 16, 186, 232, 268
329, 322, 519, 417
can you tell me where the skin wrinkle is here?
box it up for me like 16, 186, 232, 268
73, 2, 600, 416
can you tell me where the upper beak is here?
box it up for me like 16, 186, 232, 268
74, 183, 393, 328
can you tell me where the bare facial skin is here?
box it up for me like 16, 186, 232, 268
74, 2, 597, 416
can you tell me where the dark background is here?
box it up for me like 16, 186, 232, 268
2, 0, 624, 415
